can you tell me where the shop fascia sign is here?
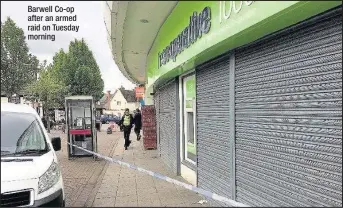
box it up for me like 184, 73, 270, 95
219, 1, 254, 23
158, 7, 211, 68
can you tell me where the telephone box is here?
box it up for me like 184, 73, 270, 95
65, 96, 98, 159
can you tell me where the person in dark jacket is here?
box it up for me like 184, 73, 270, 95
41, 117, 47, 129
133, 108, 142, 141
119, 108, 134, 150
61, 118, 66, 133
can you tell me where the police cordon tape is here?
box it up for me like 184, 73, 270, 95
67, 143, 249, 207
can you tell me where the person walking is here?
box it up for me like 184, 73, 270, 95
133, 108, 142, 141
61, 118, 66, 133
119, 108, 134, 150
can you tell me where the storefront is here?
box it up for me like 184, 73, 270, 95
105, 1, 342, 206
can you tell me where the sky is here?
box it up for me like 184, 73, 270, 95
1, 1, 136, 92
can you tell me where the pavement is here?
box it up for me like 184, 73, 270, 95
50, 125, 118, 207
51, 124, 208, 207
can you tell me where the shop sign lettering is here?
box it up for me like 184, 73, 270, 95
219, 1, 254, 23
158, 7, 211, 68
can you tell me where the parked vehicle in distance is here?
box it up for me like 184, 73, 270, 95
1, 103, 65, 207
100, 115, 107, 124
100, 114, 120, 124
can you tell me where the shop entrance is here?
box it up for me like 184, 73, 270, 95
182, 74, 197, 164
179, 73, 197, 185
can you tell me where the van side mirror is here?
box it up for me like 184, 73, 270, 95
51, 137, 61, 151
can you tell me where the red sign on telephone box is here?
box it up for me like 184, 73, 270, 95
135, 87, 145, 98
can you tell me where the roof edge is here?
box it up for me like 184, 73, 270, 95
105, 1, 140, 84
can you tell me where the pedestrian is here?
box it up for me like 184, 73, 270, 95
133, 108, 142, 141
41, 117, 47, 129
119, 108, 134, 150
61, 118, 66, 133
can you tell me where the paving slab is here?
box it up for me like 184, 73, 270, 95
52, 124, 120, 207
93, 131, 210, 207
54, 123, 212, 207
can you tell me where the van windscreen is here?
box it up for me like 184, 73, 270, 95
1, 112, 49, 157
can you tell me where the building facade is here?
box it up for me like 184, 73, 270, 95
105, 1, 342, 206
109, 87, 139, 116
100, 87, 139, 116
1, 92, 43, 117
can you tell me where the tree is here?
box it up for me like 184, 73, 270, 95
51, 49, 69, 84
1, 17, 39, 98
52, 38, 104, 101
27, 64, 68, 133
72, 65, 104, 99
1, 28, 9, 88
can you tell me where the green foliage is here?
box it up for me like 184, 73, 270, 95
72, 65, 103, 99
52, 38, 104, 101
27, 64, 68, 110
1, 17, 39, 97
27, 63, 69, 132
1, 17, 104, 105
51, 49, 69, 84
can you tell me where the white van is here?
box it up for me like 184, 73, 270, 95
1, 103, 65, 207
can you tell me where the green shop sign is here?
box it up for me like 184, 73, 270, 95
158, 7, 211, 68
147, 1, 342, 92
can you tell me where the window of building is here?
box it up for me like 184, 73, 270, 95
117, 101, 121, 105
182, 74, 196, 164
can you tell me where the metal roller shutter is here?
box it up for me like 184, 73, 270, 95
157, 79, 179, 174
235, 7, 342, 207
196, 54, 232, 205
154, 92, 161, 156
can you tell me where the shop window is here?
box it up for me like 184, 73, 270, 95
186, 112, 196, 162
182, 74, 197, 164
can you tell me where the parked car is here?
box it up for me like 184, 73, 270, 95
112, 115, 120, 124
100, 115, 120, 124
100, 115, 109, 124
1, 103, 65, 207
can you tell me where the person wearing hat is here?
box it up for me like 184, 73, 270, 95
119, 108, 134, 150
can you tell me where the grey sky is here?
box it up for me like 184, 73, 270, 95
1, 1, 135, 92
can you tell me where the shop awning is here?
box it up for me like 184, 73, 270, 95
104, 1, 177, 84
